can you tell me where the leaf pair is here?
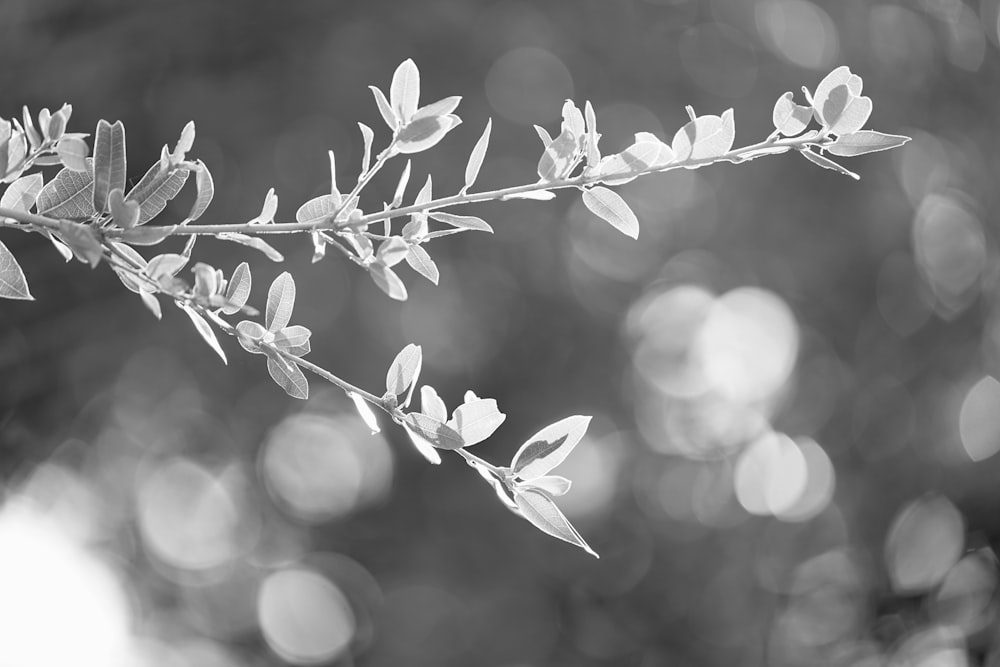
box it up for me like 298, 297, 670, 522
371, 59, 462, 155
402, 387, 507, 463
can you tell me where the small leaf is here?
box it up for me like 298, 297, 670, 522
582, 186, 639, 239
92, 120, 126, 213
827, 93, 873, 136
0, 173, 43, 215
180, 304, 227, 364
37, 163, 96, 219
511, 415, 592, 480
415, 174, 433, 205
514, 488, 598, 558
534, 125, 553, 148
428, 212, 493, 233
412, 95, 462, 122
402, 213, 428, 241
447, 398, 506, 447
0, 240, 33, 300
139, 290, 162, 318
390, 58, 421, 123
392, 160, 412, 209
108, 188, 140, 229
369, 86, 399, 131
386, 343, 422, 396
462, 118, 492, 194
184, 160, 214, 223
584, 100, 601, 166
327, 149, 340, 199
591, 139, 673, 185
57, 220, 103, 267
522, 475, 572, 497
216, 232, 284, 261
395, 115, 459, 154
249, 188, 278, 225
405, 244, 439, 284
358, 122, 374, 175
402, 422, 442, 464
235, 320, 267, 353
799, 148, 860, 180
772, 92, 812, 137
311, 231, 326, 263
671, 108, 735, 162
174, 121, 196, 160
348, 391, 381, 434
125, 162, 190, 225
420, 385, 448, 423
43, 231, 74, 263
265, 350, 309, 400
825, 130, 911, 157
377, 236, 409, 268
369, 263, 407, 300
266, 271, 295, 331
145, 253, 187, 281
295, 193, 341, 223
502, 190, 556, 201
537, 129, 578, 181
119, 225, 175, 246
274, 325, 311, 357
222, 261, 252, 315
403, 413, 465, 450
811, 66, 862, 124
56, 137, 89, 172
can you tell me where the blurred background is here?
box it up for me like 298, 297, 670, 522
1, 0, 999, 665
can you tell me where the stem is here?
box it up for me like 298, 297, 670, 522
456, 448, 504, 475
270, 347, 385, 407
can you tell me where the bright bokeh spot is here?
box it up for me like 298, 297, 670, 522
958, 375, 1000, 462
260, 412, 393, 522
553, 432, 621, 519
774, 437, 835, 522
885, 495, 965, 594
695, 287, 800, 404
137, 458, 243, 572
258, 567, 356, 665
485, 47, 573, 125
755, 0, 839, 69
0, 499, 131, 667
913, 194, 986, 315
734, 431, 808, 516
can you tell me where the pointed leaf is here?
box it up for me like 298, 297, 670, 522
37, 163, 96, 219
522, 475, 571, 497
0, 173, 43, 215
584, 101, 601, 166
462, 118, 492, 194
415, 174, 432, 205
327, 149, 340, 199
582, 186, 639, 239
405, 244, 439, 284
512, 415, 592, 480
43, 230, 74, 263
180, 304, 227, 364
392, 160, 412, 208
358, 122, 374, 175
216, 232, 284, 261
395, 115, 459, 154
57, 220, 102, 267
295, 193, 341, 223
120, 225, 174, 246
671, 109, 735, 162
826, 131, 911, 157
799, 148, 860, 180
386, 343, 422, 396
514, 488, 598, 557
265, 351, 309, 400
222, 261, 251, 315
377, 236, 409, 268
533, 125, 553, 148
93, 120, 126, 213
369, 263, 407, 300
184, 160, 214, 223
249, 188, 278, 225
266, 271, 295, 331
447, 398, 506, 447
428, 212, 493, 233
369, 86, 398, 131
412, 96, 462, 122
828, 94, 872, 136
402, 422, 442, 464
537, 129, 578, 182
390, 58, 420, 123
421, 385, 448, 423
125, 162, 190, 225
502, 190, 556, 201
347, 391, 380, 434
0, 240, 33, 300
772, 92, 812, 137
139, 290, 162, 318
403, 413, 465, 450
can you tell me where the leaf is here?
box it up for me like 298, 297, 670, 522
502, 190, 556, 201
826, 131, 911, 157
428, 212, 493, 233
511, 415, 592, 480
395, 115, 459, 155
447, 398, 506, 447
412, 96, 462, 122
265, 350, 309, 400
390, 58, 421, 123
799, 148, 860, 180
377, 236, 409, 268
108, 242, 146, 292
139, 290, 162, 319
462, 118, 492, 194
386, 343, 422, 396
235, 320, 267, 353
174, 121, 196, 159
392, 160, 412, 209
537, 129, 578, 182
348, 391, 381, 434
327, 149, 340, 199
108, 188, 140, 229
584, 100, 600, 166
180, 304, 227, 364
249, 188, 278, 225
56, 137, 89, 172
671, 109, 735, 162
772, 92, 812, 137
266, 271, 295, 331
405, 244, 439, 284
184, 160, 214, 223
534, 124, 553, 148
0, 174, 43, 215
403, 413, 465, 450
415, 174, 433, 205
402, 422, 442, 464
57, 220, 102, 267
273, 325, 311, 356
0, 240, 33, 300
591, 139, 673, 185
369, 263, 407, 301
0, 129, 27, 184
582, 186, 639, 239
222, 261, 251, 315
358, 123, 374, 175
522, 475, 571, 497
43, 230, 74, 263
295, 193, 340, 223
145, 253, 187, 281
811, 66, 862, 125
119, 225, 175, 246
125, 162, 190, 225
37, 163, 96, 219
827, 92, 873, 136
92, 120, 126, 213
369, 86, 398, 131
514, 488, 598, 558
216, 232, 284, 261
420, 385, 448, 423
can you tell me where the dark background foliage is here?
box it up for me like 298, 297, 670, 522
1, 1, 1000, 666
